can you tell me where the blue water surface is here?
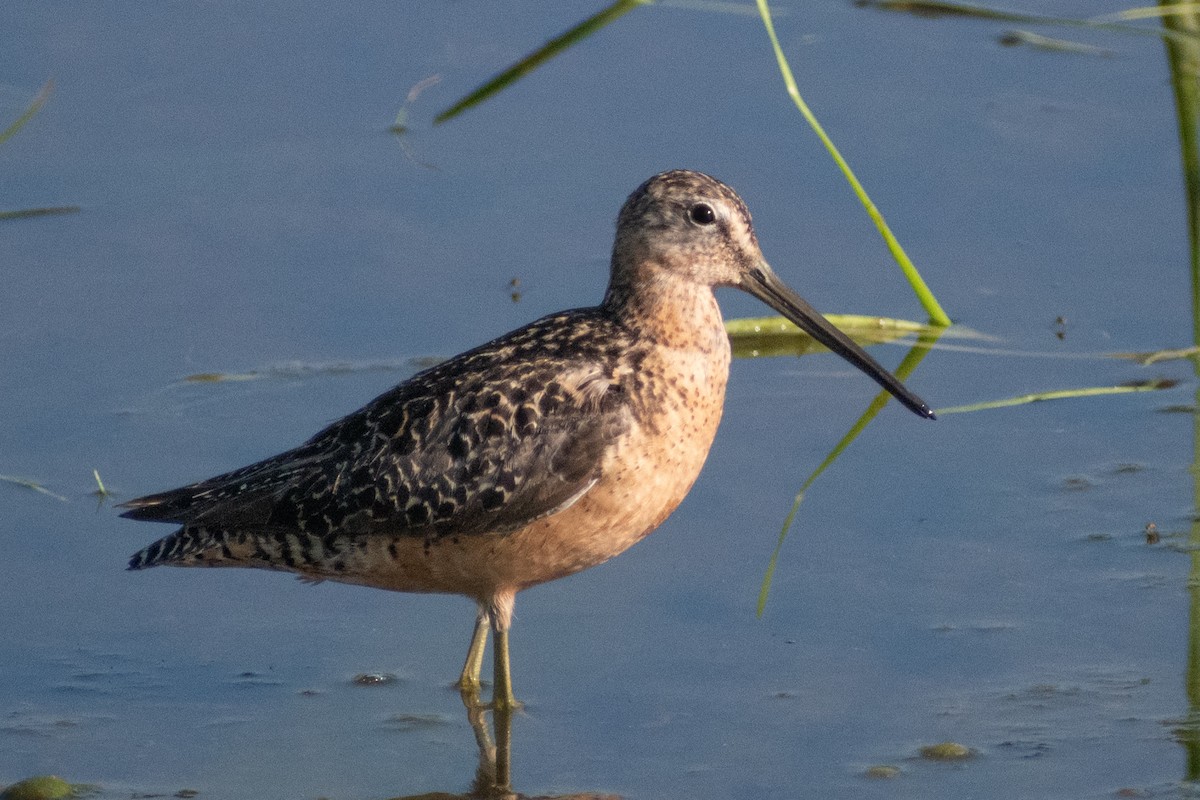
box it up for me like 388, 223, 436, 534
0, 2, 1193, 798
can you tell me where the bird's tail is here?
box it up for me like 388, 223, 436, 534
128, 527, 233, 570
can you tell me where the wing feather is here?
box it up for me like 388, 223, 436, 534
120, 310, 635, 541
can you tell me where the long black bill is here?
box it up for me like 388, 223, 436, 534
741, 263, 935, 420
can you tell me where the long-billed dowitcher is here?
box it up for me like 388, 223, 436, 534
122, 170, 933, 710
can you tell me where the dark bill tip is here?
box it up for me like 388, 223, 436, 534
741, 263, 935, 421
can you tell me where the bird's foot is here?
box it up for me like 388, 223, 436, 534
488, 694, 524, 714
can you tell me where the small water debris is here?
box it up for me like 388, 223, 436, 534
0, 776, 73, 800
998, 30, 1115, 57
931, 620, 1016, 634
352, 672, 398, 686
182, 358, 432, 384
919, 741, 973, 761
230, 671, 284, 688
383, 712, 453, 732
1157, 404, 1196, 414
864, 764, 901, 779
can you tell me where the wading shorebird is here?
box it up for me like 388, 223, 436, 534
122, 170, 934, 710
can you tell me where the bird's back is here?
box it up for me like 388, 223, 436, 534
123, 307, 649, 552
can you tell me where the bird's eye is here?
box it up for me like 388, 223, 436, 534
688, 203, 716, 226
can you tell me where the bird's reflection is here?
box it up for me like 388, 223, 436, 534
388, 689, 618, 800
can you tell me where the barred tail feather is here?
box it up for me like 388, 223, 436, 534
128, 527, 232, 570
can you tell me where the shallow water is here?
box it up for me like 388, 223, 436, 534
1, 2, 1196, 798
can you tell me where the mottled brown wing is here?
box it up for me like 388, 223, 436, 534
261, 361, 630, 539
120, 311, 635, 540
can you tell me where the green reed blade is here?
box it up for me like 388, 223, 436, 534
1160, 0, 1200, 355
435, 0, 650, 124
727, 313, 936, 359
857, 0, 1040, 21
0, 206, 81, 222
726, 313, 931, 338
1111, 345, 1200, 365
0, 474, 68, 502
92, 469, 109, 497
0, 79, 53, 146
862, 1, 1200, 50
999, 29, 1115, 55
756, 328, 942, 616
755, 0, 951, 327
1113, 4, 1200, 22
934, 379, 1177, 415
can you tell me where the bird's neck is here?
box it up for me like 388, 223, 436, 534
602, 267, 729, 355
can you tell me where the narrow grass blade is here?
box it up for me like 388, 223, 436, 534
756, 328, 942, 616
434, 0, 650, 124
391, 74, 443, 135
1187, 387, 1200, 777
1093, 3, 1200, 23
863, 0, 1182, 29
999, 30, 1115, 55
862, 0, 1200, 46
857, 0, 1043, 21
934, 379, 1177, 415
0, 206, 81, 222
659, 0, 771, 13
180, 358, 433, 386
728, 313, 935, 358
92, 469, 110, 498
183, 371, 263, 383
755, 0, 951, 326
1160, 0, 1200, 354
0, 474, 68, 502
0, 79, 53, 146
726, 313, 931, 338
1111, 345, 1200, 365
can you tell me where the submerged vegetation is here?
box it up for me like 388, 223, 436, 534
0, 80, 79, 222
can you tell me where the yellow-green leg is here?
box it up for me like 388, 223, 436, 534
457, 609, 490, 695
491, 626, 520, 711
460, 665, 514, 796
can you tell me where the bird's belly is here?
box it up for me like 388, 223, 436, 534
335, 346, 730, 600
158, 374, 728, 604
338, 425, 719, 599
